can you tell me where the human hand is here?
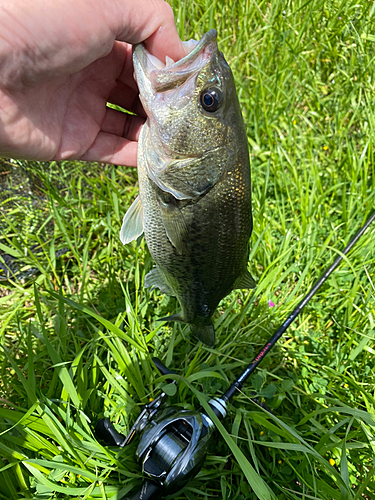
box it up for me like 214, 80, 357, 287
0, 0, 186, 166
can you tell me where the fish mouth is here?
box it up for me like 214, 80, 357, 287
133, 29, 218, 92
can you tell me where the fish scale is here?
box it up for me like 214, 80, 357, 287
120, 30, 254, 346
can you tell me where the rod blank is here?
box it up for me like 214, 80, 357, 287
223, 210, 375, 402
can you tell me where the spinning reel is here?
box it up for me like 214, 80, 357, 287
95, 211, 375, 500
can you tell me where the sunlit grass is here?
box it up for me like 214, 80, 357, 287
1, 0, 375, 498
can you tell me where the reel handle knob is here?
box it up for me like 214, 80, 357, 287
95, 418, 126, 447
152, 358, 176, 383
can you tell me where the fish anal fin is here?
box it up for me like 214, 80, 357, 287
234, 270, 256, 290
120, 196, 144, 245
145, 267, 174, 296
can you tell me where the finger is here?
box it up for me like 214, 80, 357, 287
80, 132, 138, 166
108, 80, 145, 117
110, 41, 138, 91
113, 0, 187, 62
143, 2, 188, 62
101, 107, 145, 141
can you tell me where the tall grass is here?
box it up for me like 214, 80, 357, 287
1, 0, 375, 498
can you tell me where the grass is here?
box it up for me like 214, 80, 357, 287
1, 0, 375, 498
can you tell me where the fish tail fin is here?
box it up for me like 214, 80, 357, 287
158, 315, 216, 347
190, 321, 215, 347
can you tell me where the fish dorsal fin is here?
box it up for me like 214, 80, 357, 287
145, 267, 173, 296
234, 270, 256, 290
120, 196, 144, 245
157, 195, 188, 255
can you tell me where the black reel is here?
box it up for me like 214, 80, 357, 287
95, 358, 225, 500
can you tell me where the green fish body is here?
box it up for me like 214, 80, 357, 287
121, 30, 254, 346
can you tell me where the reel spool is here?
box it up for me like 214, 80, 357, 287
136, 407, 213, 490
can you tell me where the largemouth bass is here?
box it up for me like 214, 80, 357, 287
120, 30, 254, 346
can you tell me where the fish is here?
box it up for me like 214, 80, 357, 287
120, 29, 254, 346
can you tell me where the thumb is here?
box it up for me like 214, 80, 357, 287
111, 0, 187, 62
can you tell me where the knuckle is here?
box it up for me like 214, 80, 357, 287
160, 1, 174, 22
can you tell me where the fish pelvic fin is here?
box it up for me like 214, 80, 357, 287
234, 269, 256, 290
120, 196, 144, 245
190, 321, 215, 347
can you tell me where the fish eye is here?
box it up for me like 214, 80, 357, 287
200, 87, 222, 112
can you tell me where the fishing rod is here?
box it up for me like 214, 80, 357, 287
95, 210, 375, 500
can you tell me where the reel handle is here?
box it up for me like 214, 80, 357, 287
152, 357, 176, 383
95, 418, 127, 447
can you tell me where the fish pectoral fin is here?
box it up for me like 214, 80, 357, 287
120, 196, 144, 245
157, 147, 228, 200
145, 267, 174, 295
190, 322, 215, 347
158, 197, 188, 255
145, 138, 227, 200
234, 270, 256, 289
